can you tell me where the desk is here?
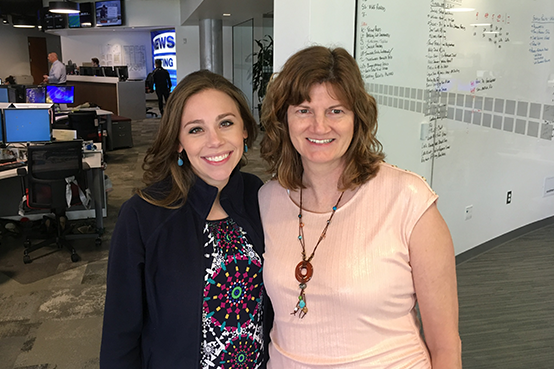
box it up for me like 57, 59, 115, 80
56, 108, 113, 152
66, 76, 145, 120
0, 146, 106, 233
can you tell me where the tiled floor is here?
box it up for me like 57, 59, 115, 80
0, 108, 552, 368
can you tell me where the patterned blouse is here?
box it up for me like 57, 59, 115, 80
200, 218, 265, 368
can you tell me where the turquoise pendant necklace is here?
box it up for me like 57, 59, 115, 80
292, 188, 344, 318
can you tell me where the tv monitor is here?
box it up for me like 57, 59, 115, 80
102, 66, 118, 77
0, 87, 8, 103
68, 2, 94, 28
26, 86, 47, 103
46, 85, 75, 104
115, 65, 128, 81
3, 108, 52, 143
67, 4, 81, 28
41, 7, 67, 29
95, 0, 122, 27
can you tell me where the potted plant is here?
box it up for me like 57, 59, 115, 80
252, 35, 273, 120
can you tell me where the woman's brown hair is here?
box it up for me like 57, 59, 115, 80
137, 69, 257, 208
260, 46, 384, 191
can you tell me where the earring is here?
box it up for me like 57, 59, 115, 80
244, 139, 248, 153
177, 152, 184, 166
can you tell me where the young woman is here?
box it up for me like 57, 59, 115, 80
259, 46, 461, 368
100, 70, 269, 368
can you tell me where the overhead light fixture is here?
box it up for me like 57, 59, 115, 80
223, 13, 231, 17
12, 16, 36, 28
1, 16, 9, 25
49, 1, 80, 14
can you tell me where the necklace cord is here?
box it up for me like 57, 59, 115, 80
292, 189, 345, 318
298, 189, 345, 263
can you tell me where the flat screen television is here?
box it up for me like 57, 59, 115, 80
46, 85, 75, 104
0, 87, 9, 103
68, 2, 94, 28
42, 7, 67, 29
26, 86, 47, 103
3, 108, 51, 143
95, 0, 122, 27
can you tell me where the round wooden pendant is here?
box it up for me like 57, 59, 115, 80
295, 261, 313, 283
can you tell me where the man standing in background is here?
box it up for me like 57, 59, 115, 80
152, 59, 171, 115
43, 52, 67, 85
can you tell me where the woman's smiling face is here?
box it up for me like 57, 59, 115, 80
286, 82, 354, 172
178, 88, 247, 190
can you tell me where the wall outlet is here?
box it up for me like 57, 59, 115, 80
465, 205, 473, 220
506, 191, 512, 204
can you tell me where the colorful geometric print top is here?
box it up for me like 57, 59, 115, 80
200, 217, 265, 369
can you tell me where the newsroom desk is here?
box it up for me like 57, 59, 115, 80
0, 145, 106, 233
56, 108, 113, 152
66, 76, 145, 120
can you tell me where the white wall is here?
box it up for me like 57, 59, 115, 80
60, 31, 152, 78
0, 26, 61, 81
273, 0, 356, 71
175, 25, 201, 80
124, 0, 180, 28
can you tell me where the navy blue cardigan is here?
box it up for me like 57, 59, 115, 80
100, 169, 269, 368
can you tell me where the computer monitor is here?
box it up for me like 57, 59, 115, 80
0, 87, 8, 103
46, 85, 75, 104
3, 108, 52, 143
0, 110, 3, 145
115, 65, 128, 81
8, 85, 26, 103
80, 66, 93, 76
102, 66, 118, 77
26, 86, 47, 103
91, 66, 104, 76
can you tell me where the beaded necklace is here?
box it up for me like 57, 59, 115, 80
292, 188, 345, 318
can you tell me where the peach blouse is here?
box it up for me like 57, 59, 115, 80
259, 163, 437, 368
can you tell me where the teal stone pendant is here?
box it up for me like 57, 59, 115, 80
291, 289, 308, 318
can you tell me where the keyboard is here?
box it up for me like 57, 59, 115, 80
0, 160, 25, 172
0, 157, 17, 164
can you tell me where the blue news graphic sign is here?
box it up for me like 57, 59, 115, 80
151, 29, 177, 92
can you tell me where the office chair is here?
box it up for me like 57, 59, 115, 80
19, 140, 102, 264
68, 111, 101, 142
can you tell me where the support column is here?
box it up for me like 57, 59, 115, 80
199, 18, 223, 75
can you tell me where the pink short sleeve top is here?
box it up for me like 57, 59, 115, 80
259, 163, 438, 368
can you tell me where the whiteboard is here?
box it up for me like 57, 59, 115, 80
355, 0, 554, 254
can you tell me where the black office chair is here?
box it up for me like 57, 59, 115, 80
68, 111, 101, 142
18, 140, 102, 264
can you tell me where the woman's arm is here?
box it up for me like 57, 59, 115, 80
410, 202, 462, 369
100, 202, 145, 369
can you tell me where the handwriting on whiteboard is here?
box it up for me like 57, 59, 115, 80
530, 15, 553, 64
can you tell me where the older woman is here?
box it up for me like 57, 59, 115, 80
101, 70, 269, 368
259, 46, 461, 368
